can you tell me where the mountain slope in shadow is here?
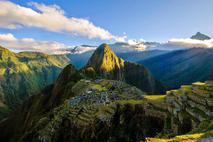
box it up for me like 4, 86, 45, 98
139, 48, 213, 89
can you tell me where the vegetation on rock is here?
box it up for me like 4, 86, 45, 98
0, 45, 70, 119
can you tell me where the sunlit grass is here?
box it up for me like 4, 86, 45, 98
192, 82, 207, 86
144, 95, 166, 102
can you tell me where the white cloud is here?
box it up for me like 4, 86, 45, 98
0, 1, 124, 41
168, 38, 213, 48
0, 33, 16, 41
0, 33, 71, 54
127, 39, 145, 45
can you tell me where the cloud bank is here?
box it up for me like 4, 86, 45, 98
0, 33, 71, 54
0, 1, 125, 41
168, 38, 213, 48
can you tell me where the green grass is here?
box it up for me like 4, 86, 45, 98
192, 82, 207, 86
144, 95, 166, 102
175, 132, 205, 139
114, 99, 144, 105
0, 46, 70, 119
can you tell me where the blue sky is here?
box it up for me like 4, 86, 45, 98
0, 0, 213, 53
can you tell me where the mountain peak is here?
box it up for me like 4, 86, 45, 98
86, 43, 124, 73
85, 43, 124, 80
95, 43, 113, 54
191, 32, 211, 40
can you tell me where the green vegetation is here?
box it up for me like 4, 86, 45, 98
0, 44, 212, 142
144, 95, 166, 102
0, 45, 70, 119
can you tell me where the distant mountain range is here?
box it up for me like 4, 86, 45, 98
67, 32, 212, 55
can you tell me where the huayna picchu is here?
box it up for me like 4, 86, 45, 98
84, 44, 165, 94
0, 44, 212, 142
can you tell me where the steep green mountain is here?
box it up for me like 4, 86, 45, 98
191, 32, 211, 40
84, 43, 165, 94
139, 48, 213, 89
0, 62, 212, 142
0, 45, 70, 119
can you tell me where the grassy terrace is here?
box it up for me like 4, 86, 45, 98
191, 89, 212, 99
187, 93, 207, 106
144, 95, 166, 102
192, 81, 213, 91
114, 99, 145, 105
146, 130, 213, 142
172, 120, 213, 141
180, 85, 192, 91
192, 82, 207, 86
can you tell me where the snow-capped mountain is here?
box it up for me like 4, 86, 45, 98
64, 45, 97, 54
64, 32, 212, 55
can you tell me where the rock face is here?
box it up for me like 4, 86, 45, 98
0, 62, 212, 142
0, 45, 70, 119
85, 43, 165, 94
191, 32, 211, 40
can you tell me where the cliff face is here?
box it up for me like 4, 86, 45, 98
85, 43, 165, 94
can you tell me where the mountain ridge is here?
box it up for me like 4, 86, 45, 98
139, 48, 213, 89
0, 45, 70, 119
